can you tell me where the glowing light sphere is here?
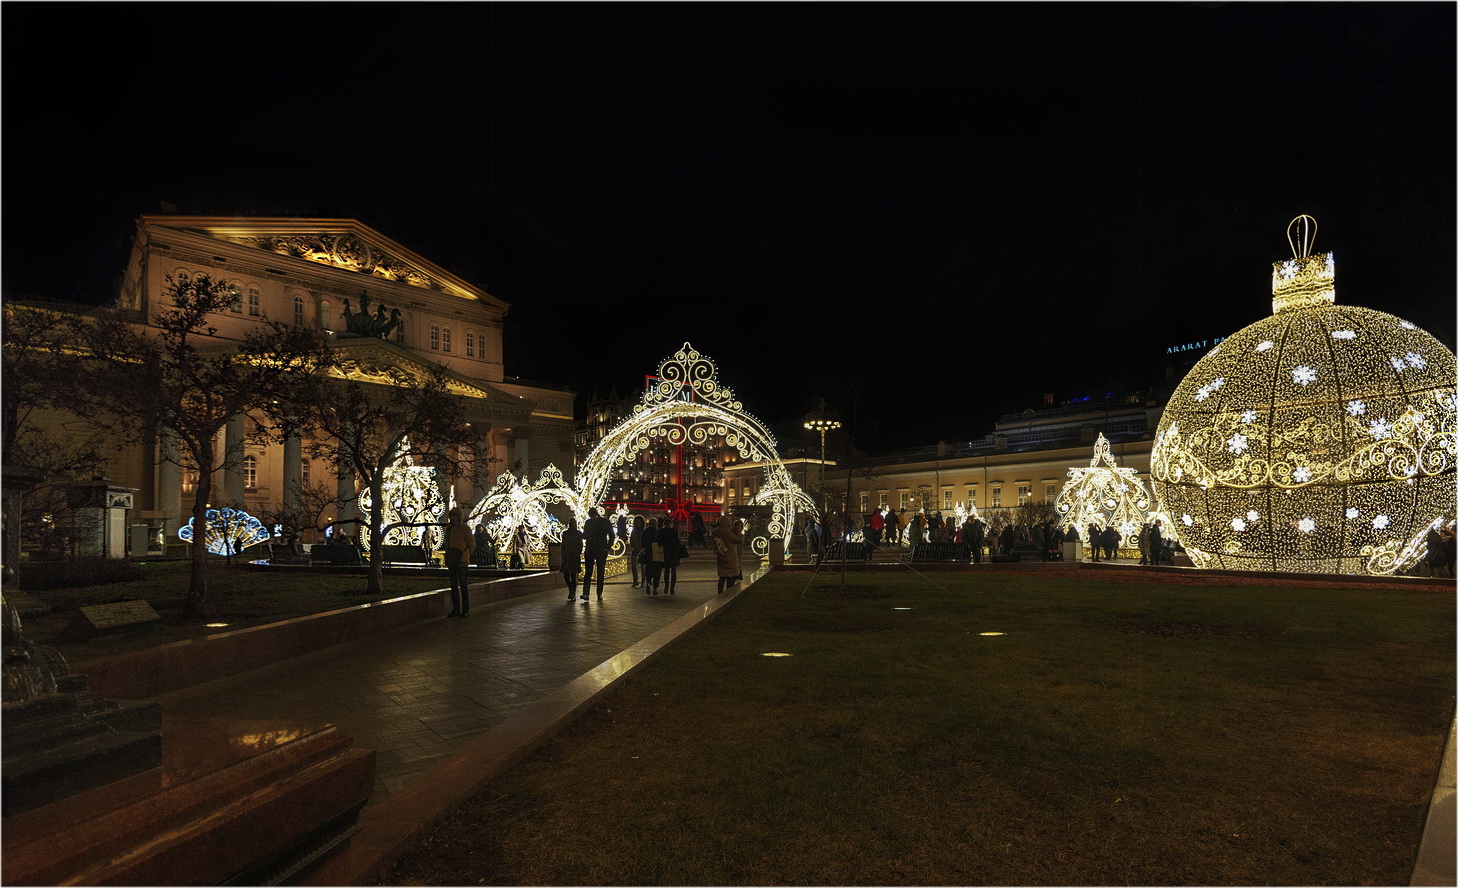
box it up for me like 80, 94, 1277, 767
1151, 217, 1456, 575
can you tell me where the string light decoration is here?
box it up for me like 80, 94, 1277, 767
1055, 433, 1156, 552
469, 345, 815, 559
357, 438, 449, 554
178, 507, 271, 556
1150, 216, 1457, 575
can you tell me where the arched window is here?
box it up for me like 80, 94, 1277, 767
228, 283, 244, 313
429, 325, 440, 350
465, 331, 476, 357
320, 300, 332, 330
243, 455, 258, 490
247, 286, 262, 317
293, 295, 305, 327
441, 327, 452, 353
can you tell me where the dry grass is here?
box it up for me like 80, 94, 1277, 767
385, 569, 1454, 886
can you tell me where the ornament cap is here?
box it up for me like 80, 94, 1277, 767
1272, 216, 1335, 313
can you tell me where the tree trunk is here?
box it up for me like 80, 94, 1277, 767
365, 474, 385, 598
183, 441, 213, 619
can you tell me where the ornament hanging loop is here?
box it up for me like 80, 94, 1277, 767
1287, 215, 1318, 259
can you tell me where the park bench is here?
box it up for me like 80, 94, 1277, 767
905, 542, 971, 563
820, 541, 873, 562
381, 544, 432, 564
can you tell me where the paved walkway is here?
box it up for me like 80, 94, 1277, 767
155, 555, 744, 805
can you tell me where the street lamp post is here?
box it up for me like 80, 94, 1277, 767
803, 418, 841, 488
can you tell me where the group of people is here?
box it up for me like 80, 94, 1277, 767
557, 511, 749, 600
1425, 516, 1457, 579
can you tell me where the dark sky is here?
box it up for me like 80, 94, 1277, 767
4, 2, 1453, 451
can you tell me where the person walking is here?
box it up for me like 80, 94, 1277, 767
560, 516, 584, 602
628, 514, 646, 587
615, 512, 628, 547
509, 524, 530, 570
659, 518, 685, 594
444, 507, 474, 618
581, 507, 613, 602
713, 515, 744, 594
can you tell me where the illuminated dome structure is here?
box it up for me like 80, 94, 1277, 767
1151, 217, 1456, 575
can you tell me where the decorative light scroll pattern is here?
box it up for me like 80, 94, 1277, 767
357, 441, 449, 554
178, 508, 271, 556
471, 343, 815, 560
1152, 222, 1457, 576
1054, 434, 1156, 551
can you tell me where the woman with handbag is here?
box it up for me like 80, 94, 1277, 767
713, 516, 744, 594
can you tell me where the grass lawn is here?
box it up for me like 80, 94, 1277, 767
18, 559, 453, 665
385, 569, 1454, 886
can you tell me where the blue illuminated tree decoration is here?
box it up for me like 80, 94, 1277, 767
178, 507, 272, 556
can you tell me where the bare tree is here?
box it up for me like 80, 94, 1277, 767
67, 274, 333, 618
295, 361, 476, 598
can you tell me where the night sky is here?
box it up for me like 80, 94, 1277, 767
4, 2, 1453, 451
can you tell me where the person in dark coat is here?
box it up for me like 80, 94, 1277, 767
1102, 526, 1120, 561
658, 518, 685, 594
628, 515, 646, 587
560, 517, 584, 602
965, 517, 986, 563
690, 512, 706, 548
1147, 520, 1164, 566
998, 522, 1016, 557
887, 509, 903, 545
473, 522, 495, 568
581, 507, 614, 602
639, 520, 661, 593
1086, 523, 1102, 562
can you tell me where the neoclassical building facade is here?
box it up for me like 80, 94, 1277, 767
63, 215, 576, 552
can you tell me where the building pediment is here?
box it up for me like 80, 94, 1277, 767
324, 338, 532, 422
140, 215, 505, 310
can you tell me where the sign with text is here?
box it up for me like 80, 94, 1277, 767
61, 600, 161, 641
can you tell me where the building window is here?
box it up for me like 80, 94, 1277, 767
320, 300, 331, 330
247, 286, 261, 317
899, 490, 910, 510
943, 488, 954, 510
182, 469, 198, 494
293, 296, 305, 326
429, 325, 440, 350
243, 455, 258, 490
466, 331, 476, 357
1017, 485, 1031, 505
228, 283, 243, 312
859, 491, 868, 512
992, 487, 1003, 508
966, 486, 978, 508
442, 327, 452, 353
301, 458, 310, 486
1045, 483, 1058, 501
878, 491, 888, 508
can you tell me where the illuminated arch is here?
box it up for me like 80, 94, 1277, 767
472, 343, 815, 558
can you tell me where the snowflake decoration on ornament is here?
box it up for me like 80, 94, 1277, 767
1368, 418, 1393, 440
1231, 517, 1247, 532
1246, 510, 1260, 522
1280, 260, 1300, 279
1345, 508, 1359, 519
1373, 515, 1391, 530
1292, 365, 1317, 386
1298, 518, 1316, 533
1345, 399, 1366, 417
1389, 356, 1408, 372
1405, 351, 1427, 369
1399, 320, 1416, 330
1293, 466, 1312, 483
1240, 410, 1258, 424
1331, 330, 1356, 340
1256, 341, 1274, 352
1227, 433, 1249, 454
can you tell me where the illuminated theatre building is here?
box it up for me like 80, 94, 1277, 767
48, 215, 577, 552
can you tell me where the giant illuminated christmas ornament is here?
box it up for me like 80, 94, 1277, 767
1055, 433, 1155, 551
1151, 216, 1457, 575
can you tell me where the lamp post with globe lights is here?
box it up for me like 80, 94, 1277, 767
803, 417, 841, 488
